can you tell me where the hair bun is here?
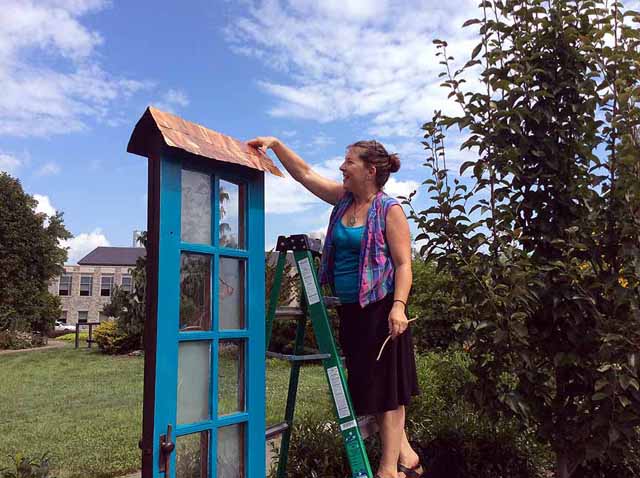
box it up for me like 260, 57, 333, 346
388, 153, 401, 173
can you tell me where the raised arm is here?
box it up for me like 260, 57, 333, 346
247, 136, 345, 205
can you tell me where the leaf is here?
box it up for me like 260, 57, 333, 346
592, 392, 609, 401
462, 18, 482, 28
471, 43, 483, 60
619, 396, 631, 408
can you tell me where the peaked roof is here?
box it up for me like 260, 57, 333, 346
78, 247, 146, 266
127, 107, 284, 177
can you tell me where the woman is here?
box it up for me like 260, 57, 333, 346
248, 137, 423, 478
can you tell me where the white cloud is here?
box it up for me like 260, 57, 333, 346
225, 0, 478, 139
0, 0, 149, 137
61, 228, 110, 264
383, 176, 419, 200
265, 170, 322, 213
265, 156, 342, 213
36, 161, 61, 176
33, 194, 56, 217
0, 152, 21, 174
155, 88, 190, 113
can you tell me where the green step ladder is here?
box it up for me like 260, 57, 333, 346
265, 234, 375, 478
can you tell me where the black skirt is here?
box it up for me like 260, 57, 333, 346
336, 294, 420, 415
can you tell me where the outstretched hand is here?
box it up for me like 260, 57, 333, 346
247, 136, 279, 154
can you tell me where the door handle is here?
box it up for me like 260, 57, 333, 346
159, 424, 175, 476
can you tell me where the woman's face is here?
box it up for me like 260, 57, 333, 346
340, 147, 375, 192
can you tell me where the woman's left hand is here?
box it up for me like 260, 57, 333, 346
388, 302, 409, 339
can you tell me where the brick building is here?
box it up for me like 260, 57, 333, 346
49, 247, 145, 325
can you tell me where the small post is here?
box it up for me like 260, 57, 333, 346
75, 323, 79, 349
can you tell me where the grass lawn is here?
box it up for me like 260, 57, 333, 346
0, 344, 332, 478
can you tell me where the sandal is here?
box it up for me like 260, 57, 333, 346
398, 462, 425, 478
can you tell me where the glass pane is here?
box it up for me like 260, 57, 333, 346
176, 431, 209, 478
182, 169, 211, 244
219, 180, 245, 249
218, 340, 245, 416
177, 341, 211, 425
217, 423, 245, 478
218, 258, 245, 330
180, 253, 212, 332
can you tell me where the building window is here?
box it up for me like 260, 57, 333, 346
59, 274, 72, 296
101, 275, 114, 297
80, 275, 93, 296
121, 275, 132, 293
78, 311, 88, 323
60, 311, 68, 324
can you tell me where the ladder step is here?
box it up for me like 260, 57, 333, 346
323, 296, 342, 308
266, 351, 331, 362
275, 306, 305, 318
273, 297, 341, 321
357, 415, 380, 440
266, 421, 289, 440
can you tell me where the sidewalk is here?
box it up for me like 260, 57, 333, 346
0, 339, 67, 355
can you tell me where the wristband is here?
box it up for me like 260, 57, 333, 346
393, 299, 407, 308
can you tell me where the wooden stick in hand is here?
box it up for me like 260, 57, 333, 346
376, 318, 417, 361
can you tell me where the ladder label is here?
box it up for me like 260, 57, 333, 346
298, 257, 320, 305
327, 366, 350, 419
340, 419, 357, 431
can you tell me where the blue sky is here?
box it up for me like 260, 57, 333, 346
0, 0, 508, 263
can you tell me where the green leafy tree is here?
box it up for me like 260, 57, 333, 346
102, 233, 146, 351
0, 172, 71, 335
404, 2, 640, 477
409, 258, 459, 351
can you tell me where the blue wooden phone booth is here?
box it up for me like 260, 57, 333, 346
128, 107, 283, 478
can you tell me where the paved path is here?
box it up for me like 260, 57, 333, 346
0, 339, 67, 355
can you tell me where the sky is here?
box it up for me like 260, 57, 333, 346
3, 0, 632, 264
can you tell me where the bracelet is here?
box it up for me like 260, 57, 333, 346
393, 299, 407, 308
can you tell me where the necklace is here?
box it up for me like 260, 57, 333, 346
347, 193, 376, 226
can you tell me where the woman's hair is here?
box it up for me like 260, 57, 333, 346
347, 140, 400, 189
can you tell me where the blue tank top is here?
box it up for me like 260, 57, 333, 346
332, 220, 364, 304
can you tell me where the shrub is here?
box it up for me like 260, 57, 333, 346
0, 330, 47, 350
274, 412, 381, 478
407, 351, 550, 478
409, 259, 460, 351
279, 350, 550, 478
573, 438, 640, 478
93, 321, 139, 355
0, 452, 56, 478
55, 332, 88, 342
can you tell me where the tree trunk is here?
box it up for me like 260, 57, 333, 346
556, 452, 576, 478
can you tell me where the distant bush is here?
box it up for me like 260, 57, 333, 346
55, 332, 87, 342
93, 321, 139, 355
0, 330, 47, 350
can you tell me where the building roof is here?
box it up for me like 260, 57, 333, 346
78, 247, 146, 266
127, 107, 284, 177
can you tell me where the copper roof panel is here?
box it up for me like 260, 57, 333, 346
127, 107, 284, 177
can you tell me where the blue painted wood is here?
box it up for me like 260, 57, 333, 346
154, 155, 182, 477
180, 242, 249, 258
151, 153, 265, 477
246, 172, 266, 478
